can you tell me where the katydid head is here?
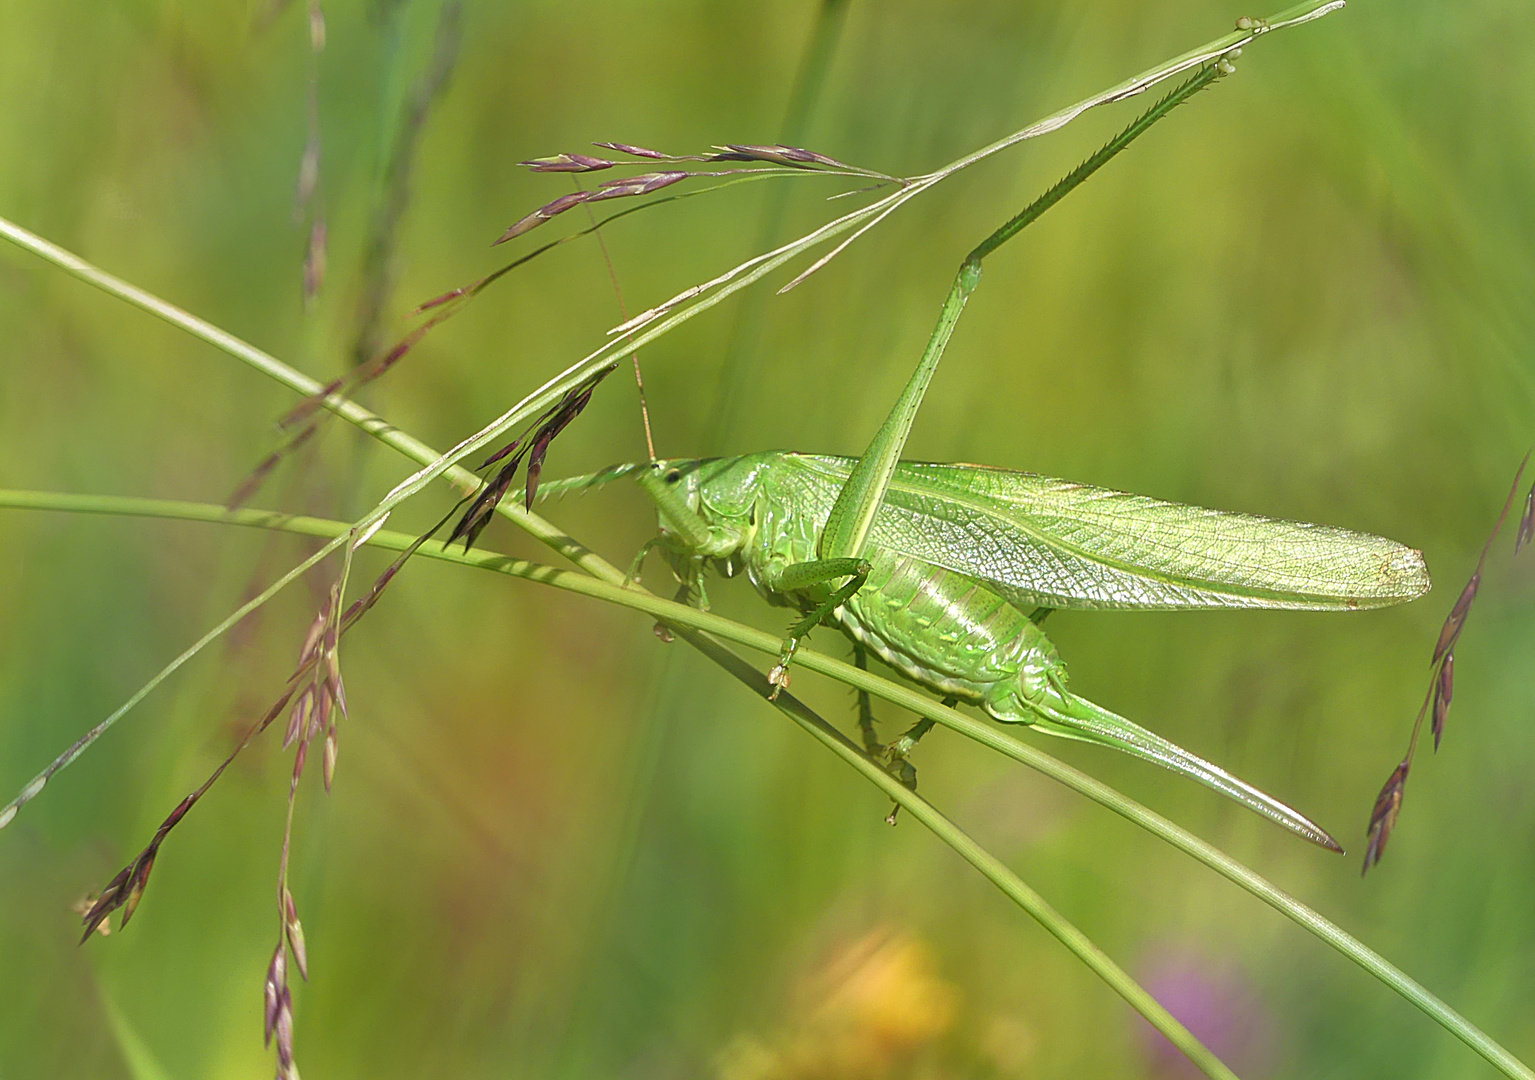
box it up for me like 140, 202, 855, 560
639, 456, 773, 568
643, 457, 767, 523
641, 458, 705, 517
638, 458, 739, 562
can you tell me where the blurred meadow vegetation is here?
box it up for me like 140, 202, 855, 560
1, 0, 1533, 1077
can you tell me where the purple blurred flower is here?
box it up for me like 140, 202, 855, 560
1134, 948, 1275, 1078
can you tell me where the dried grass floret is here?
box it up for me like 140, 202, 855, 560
1362, 451, 1532, 874
448, 368, 611, 550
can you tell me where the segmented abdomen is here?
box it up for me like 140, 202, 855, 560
737, 476, 1059, 711
838, 549, 1058, 706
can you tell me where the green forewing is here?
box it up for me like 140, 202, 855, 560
776, 454, 1430, 611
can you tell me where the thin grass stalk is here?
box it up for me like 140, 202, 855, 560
0, 0, 1351, 832
911, 1, 1343, 188
0, 8, 1308, 597
0, 219, 613, 572
5, 489, 1531, 1080
1, 94, 1526, 1065
530, 16, 865, 1042
4, 179, 1528, 1073
0, 196, 1235, 1070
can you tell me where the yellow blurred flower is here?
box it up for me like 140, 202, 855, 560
718, 927, 958, 1080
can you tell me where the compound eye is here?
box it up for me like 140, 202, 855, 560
664, 468, 682, 484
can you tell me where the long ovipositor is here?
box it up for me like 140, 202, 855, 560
538, 452, 1430, 850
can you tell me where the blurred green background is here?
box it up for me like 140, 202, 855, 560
1, 0, 1532, 1076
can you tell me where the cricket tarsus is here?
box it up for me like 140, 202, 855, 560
880, 713, 941, 824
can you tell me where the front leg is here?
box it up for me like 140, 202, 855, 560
762, 556, 870, 698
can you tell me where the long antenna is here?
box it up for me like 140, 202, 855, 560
581, 187, 657, 460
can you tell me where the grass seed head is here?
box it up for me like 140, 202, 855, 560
285, 688, 313, 749
518, 152, 616, 172
284, 889, 310, 980
592, 142, 671, 159
80, 839, 164, 940
1362, 762, 1409, 875
588, 170, 689, 201
275, 982, 296, 1074
495, 190, 593, 244
1431, 651, 1454, 751
264, 943, 286, 1046
323, 729, 338, 791
1432, 570, 1479, 666
718, 143, 848, 168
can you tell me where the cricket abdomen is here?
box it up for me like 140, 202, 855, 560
730, 463, 1063, 724
835, 550, 1062, 720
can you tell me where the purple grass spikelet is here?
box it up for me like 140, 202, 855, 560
1431, 650, 1453, 751
518, 152, 616, 172
1363, 761, 1409, 874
